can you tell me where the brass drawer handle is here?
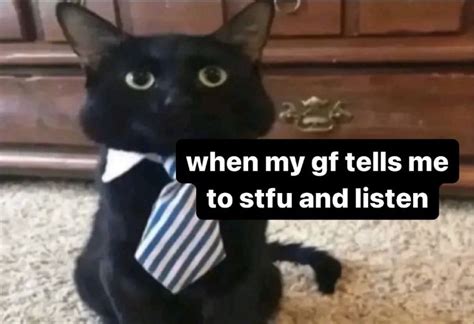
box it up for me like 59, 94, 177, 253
274, 0, 302, 14
278, 96, 353, 133
64, 0, 86, 6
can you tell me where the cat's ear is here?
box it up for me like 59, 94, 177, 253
213, 1, 274, 62
56, 3, 127, 69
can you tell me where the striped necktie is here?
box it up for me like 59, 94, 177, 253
102, 150, 226, 294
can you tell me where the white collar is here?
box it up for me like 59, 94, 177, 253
102, 149, 162, 183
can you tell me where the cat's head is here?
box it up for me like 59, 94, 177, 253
57, 2, 275, 154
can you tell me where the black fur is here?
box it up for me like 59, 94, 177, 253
58, 2, 342, 323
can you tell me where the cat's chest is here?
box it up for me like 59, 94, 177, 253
99, 159, 170, 239
98, 157, 266, 265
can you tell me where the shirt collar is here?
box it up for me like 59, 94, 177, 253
102, 149, 162, 183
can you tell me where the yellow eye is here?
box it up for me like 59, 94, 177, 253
198, 66, 228, 88
125, 71, 155, 91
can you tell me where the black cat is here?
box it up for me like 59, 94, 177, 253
57, 2, 341, 323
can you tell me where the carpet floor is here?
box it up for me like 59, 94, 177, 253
1, 180, 473, 324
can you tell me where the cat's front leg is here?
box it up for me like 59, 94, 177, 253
99, 258, 154, 324
99, 258, 197, 324
202, 268, 278, 324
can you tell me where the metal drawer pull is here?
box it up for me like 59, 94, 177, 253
279, 96, 353, 133
274, 0, 302, 14
65, 0, 86, 6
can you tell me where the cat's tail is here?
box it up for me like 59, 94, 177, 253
268, 242, 342, 294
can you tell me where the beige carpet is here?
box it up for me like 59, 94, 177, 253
1, 180, 473, 324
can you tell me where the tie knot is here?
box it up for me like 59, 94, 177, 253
160, 156, 177, 180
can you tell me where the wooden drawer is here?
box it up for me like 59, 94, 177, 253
120, 0, 223, 35
0, 69, 473, 193
226, 0, 342, 36
0, 76, 89, 146
1, 69, 473, 155
357, 0, 466, 35
0, 1, 23, 40
37, 0, 116, 41
264, 70, 474, 156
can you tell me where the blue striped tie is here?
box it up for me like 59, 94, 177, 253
134, 156, 226, 294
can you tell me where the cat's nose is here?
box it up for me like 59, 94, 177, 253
164, 90, 192, 108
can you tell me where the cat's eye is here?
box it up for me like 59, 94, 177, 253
125, 71, 155, 91
198, 66, 228, 88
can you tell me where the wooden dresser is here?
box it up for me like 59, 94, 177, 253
0, 0, 473, 195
